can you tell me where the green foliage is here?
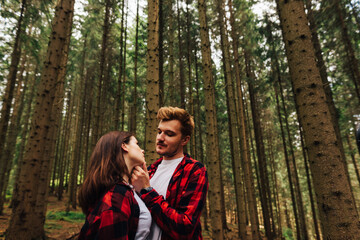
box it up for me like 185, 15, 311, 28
283, 228, 294, 240
46, 211, 85, 223
44, 223, 63, 230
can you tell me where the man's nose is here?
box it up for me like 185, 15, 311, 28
157, 132, 164, 140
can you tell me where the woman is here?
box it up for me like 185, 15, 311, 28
78, 131, 151, 240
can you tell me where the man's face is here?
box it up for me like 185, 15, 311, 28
156, 120, 189, 160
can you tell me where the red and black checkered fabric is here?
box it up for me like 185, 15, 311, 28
141, 154, 209, 240
78, 182, 140, 240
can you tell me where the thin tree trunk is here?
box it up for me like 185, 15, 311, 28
145, 0, 160, 164
0, 0, 26, 169
67, 36, 87, 208
57, 93, 72, 201
334, 0, 360, 100
177, 0, 185, 109
194, 47, 208, 230
121, 4, 128, 131
186, 0, 195, 157
168, 0, 175, 106
299, 127, 321, 240
346, 134, 360, 187
129, 0, 139, 134
274, 79, 301, 239
159, 0, 164, 107
0, 54, 28, 214
115, 0, 125, 130
93, 0, 111, 145
276, 0, 360, 238
197, 0, 224, 238
6, 0, 75, 238
217, 0, 247, 238
246, 65, 274, 239
10, 62, 39, 209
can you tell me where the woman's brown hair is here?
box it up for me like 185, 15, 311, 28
78, 131, 133, 214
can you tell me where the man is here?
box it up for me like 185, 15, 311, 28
131, 106, 208, 240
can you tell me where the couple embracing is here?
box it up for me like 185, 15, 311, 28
78, 107, 209, 240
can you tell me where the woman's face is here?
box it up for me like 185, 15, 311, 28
124, 136, 145, 168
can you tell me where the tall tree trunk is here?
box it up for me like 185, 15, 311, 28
305, 0, 351, 194
10, 63, 39, 209
194, 47, 208, 230
0, 0, 26, 169
197, 0, 224, 238
121, 4, 128, 131
266, 16, 310, 238
267, 133, 283, 238
57, 93, 72, 201
159, 0, 164, 107
279, 71, 309, 240
67, 35, 87, 209
168, 0, 175, 106
145, 0, 160, 164
0, 54, 28, 214
274, 79, 301, 239
276, 0, 360, 238
246, 62, 274, 239
186, 0, 195, 157
334, 0, 360, 100
228, 1, 253, 237
6, 0, 75, 238
129, 0, 140, 134
177, 0, 185, 109
299, 126, 321, 240
93, 0, 111, 145
115, 0, 125, 130
217, 0, 247, 238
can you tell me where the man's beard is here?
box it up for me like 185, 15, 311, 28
157, 142, 182, 158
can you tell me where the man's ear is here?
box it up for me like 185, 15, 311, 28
121, 143, 129, 152
181, 135, 190, 146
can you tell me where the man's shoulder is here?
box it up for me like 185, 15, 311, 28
183, 155, 206, 170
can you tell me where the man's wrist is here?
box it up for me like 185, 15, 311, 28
140, 186, 153, 196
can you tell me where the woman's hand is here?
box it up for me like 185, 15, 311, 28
131, 162, 150, 193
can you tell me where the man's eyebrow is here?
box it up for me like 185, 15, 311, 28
164, 130, 176, 134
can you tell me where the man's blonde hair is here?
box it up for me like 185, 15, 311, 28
157, 107, 194, 137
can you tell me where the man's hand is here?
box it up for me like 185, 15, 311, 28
131, 162, 151, 193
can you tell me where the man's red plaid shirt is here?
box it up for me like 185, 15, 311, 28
78, 182, 139, 240
140, 154, 208, 240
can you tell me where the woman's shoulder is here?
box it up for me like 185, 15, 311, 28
110, 182, 137, 207
110, 182, 135, 202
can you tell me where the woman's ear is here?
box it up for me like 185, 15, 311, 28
121, 142, 129, 152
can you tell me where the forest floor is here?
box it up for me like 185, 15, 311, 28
0, 195, 242, 239
0, 195, 84, 240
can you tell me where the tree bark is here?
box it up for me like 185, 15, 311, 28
129, 0, 140, 134
334, 0, 360, 101
0, 0, 26, 170
218, 0, 247, 238
93, 0, 111, 146
115, 0, 125, 130
197, 0, 224, 238
168, 0, 175, 106
0, 53, 28, 214
6, 0, 75, 238
177, 0, 186, 109
276, 0, 360, 238
145, 0, 160, 164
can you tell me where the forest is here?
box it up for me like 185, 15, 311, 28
0, 0, 360, 239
